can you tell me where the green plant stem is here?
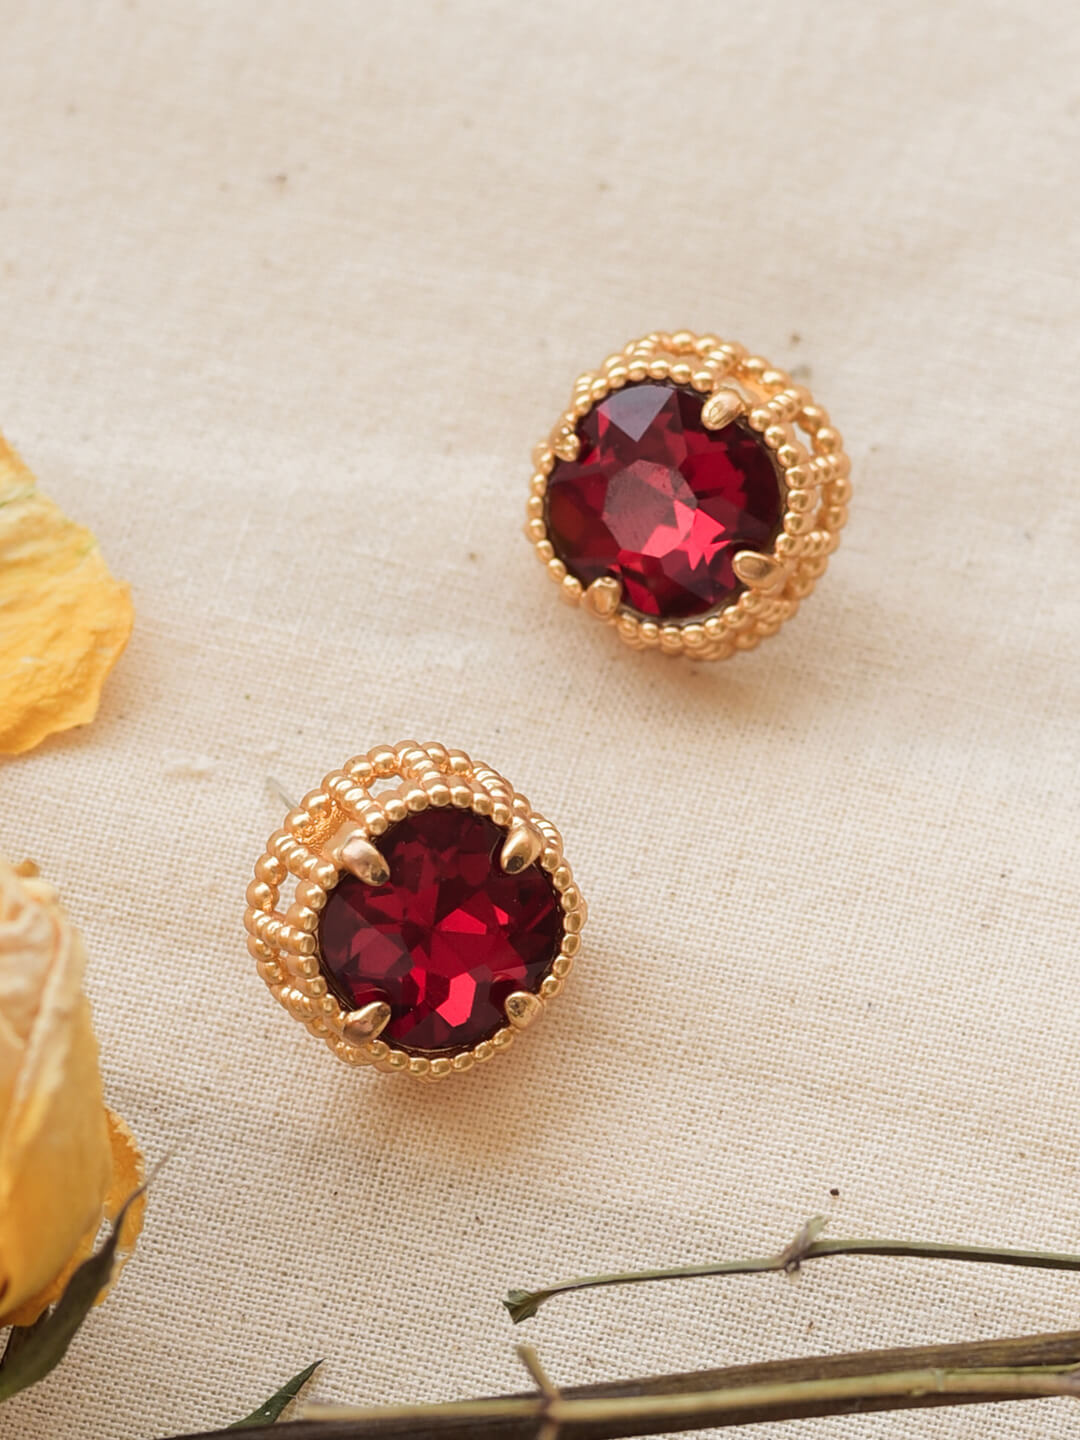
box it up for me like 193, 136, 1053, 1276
167, 1328, 1080, 1439
166, 1226, 1080, 1438
505, 1228, 1080, 1323
306, 1364, 1080, 1429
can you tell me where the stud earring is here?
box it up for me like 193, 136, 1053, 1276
525, 330, 851, 660
245, 742, 584, 1080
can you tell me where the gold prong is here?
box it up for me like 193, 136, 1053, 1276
342, 1000, 391, 1044
582, 575, 622, 619
552, 431, 580, 463
701, 387, 745, 430
500, 823, 544, 874
327, 825, 390, 886
733, 550, 787, 592
505, 991, 542, 1030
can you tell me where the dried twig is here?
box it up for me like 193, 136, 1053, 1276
167, 1330, 1080, 1439
516, 1345, 560, 1440
163, 1221, 1080, 1439
505, 1217, 1080, 1322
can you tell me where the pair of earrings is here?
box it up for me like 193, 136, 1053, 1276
244, 330, 851, 1080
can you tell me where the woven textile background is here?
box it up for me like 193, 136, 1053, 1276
1, 2, 1078, 1437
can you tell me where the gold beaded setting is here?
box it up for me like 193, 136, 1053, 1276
525, 330, 852, 660
245, 742, 585, 1081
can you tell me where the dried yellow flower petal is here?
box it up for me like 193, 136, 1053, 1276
0, 859, 142, 1325
0, 435, 133, 754
97, 1107, 146, 1294
1, 1110, 146, 1325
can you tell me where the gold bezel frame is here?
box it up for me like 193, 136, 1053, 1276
245, 741, 585, 1081
525, 330, 852, 661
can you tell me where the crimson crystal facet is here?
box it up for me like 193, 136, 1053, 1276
317, 809, 563, 1054
544, 382, 784, 619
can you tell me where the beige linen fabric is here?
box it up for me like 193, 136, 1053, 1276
1, 2, 1078, 1436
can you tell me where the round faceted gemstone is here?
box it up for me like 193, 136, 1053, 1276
544, 382, 785, 619
317, 809, 564, 1055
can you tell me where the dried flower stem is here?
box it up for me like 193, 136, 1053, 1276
172, 1330, 1080, 1439
505, 1217, 1080, 1322
168, 1223, 1080, 1439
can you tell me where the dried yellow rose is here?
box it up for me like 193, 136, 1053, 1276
0, 859, 143, 1325
0, 435, 133, 755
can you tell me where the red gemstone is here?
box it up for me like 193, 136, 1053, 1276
317, 809, 563, 1054
544, 382, 784, 619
